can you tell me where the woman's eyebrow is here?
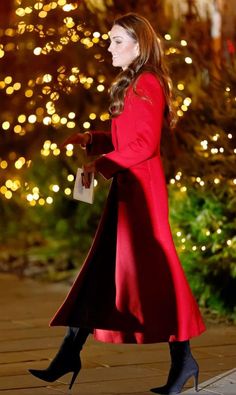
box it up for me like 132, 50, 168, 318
110, 35, 123, 40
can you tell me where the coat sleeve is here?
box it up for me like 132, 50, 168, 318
95, 73, 165, 180
86, 131, 114, 156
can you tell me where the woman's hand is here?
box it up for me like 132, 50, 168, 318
82, 161, 96, 188
60, 132, 91, 149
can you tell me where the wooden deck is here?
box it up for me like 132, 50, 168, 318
0, 273, 236, 394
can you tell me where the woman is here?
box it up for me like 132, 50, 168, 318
29, 13, 206, 394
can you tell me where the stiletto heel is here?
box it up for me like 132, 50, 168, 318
29, 327, 90, 387
150, 341, 200, 394
69, 369, 79, 390
194, 370, 199, 392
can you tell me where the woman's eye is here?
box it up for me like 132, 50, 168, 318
115, 41, 122, 45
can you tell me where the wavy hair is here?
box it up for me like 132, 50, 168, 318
109, 13, 176, 129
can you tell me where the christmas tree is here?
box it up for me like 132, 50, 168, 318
0, 0, 235, 319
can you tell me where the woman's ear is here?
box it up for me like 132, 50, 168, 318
135, 42, 140, 57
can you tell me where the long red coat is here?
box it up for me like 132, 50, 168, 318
50, 72, 206, 344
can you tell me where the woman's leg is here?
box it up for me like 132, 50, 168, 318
29, 326, 91, 389
150, 340, 199, 394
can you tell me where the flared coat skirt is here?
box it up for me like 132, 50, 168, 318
50, 157, 206, 344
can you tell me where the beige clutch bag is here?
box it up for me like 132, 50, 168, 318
73, 168, 94, 204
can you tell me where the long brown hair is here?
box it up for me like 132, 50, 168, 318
109, 13, 176, 129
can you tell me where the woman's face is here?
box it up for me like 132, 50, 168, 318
108, 24, 139, 70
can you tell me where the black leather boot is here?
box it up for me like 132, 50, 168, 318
150, 340, 199, 394
29, 327, 90, 390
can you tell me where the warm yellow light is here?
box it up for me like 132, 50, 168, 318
25, 6, 33, 14
102, 34, 109, 40
34, 2, 43, 10
60, 117, 67, 125
83, 122, 90, 129
176, 231, 182, 237
97, 84, 105, 92
58, 0, 66, 5
6, 87, 14, 95
18, 114, 26, 123
214, 178, 220, 184
63, 4, 74, 11
68, 112, 76, 119
206, 230, 210, 236
177, 83, 184, 90
5, 191, 12, 199
227, 240, 232, 246
164, 34, 171, 40
201, 246, 206, 251
39, 11, 47, 18
41, 149, 50, 156
33, 187, 39, 194
53, 148, 60, 156
69, 75, 77, 83
27, 194, 34, 202
25, 89, 33, 98
0, 49, 5, 58
5, 180, 13, 188
29, 200, 36, 206
64, 17, 75, 28
180, 186, 187, 192
0, 160, 8, 169
43, 74, 52, 83
170, 179, 175, 184
33, 47, 42, 55
94, 179, 98, 187
192, 246, 197, 251
5, 76, 12, 84
228, 133, 232, 139
89, 113, 96, 120
66, 144, 74, 151
181, 105, 188, 112
177, 110, 184, 117
183, 97, 192, 106
2, 121, 10, 130
185, 57, 192, 64
46, 197, 53, 204
66, 121, 75, 129
64, 188, 71, 195
43, 116, 51, 125
51, 114, 60, 124
28, 114, 37, 123
16, 7, 25, 17
50, 143, 57, 150
38, 198, 45, 206
52, 185, 60, 192
0, 186, 7, 193
43, 140, 51, 149
67, 174, 74, 182
181, 40, 187, 46
15, 159, 25, 169
33, 193, 39, 200
13, 82, 21, 91
217, 228, 222, 234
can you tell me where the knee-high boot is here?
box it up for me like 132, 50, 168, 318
29, 327, 91, 390
150, 340, 199, 394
